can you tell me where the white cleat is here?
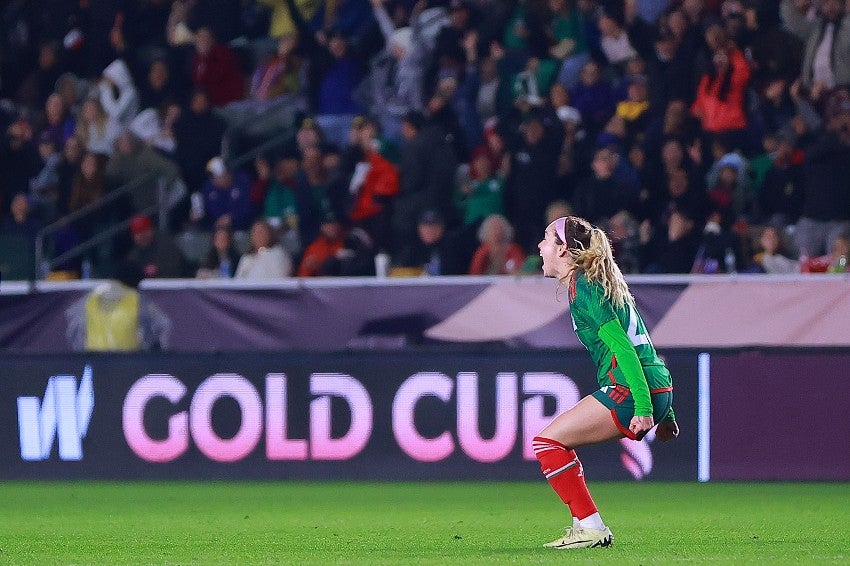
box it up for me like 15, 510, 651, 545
543, 525, 614, 549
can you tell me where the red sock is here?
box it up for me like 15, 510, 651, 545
532, 436, 598, 519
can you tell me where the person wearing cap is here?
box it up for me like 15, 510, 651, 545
124, 214, 189, 279
199, 156, 255, 231
534, 215, 677, 550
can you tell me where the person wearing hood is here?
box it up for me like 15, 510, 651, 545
99, 59, 140, 127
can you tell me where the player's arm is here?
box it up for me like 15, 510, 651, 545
597, 319, 652, 417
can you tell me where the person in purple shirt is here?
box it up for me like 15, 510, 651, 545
197, 157, 256, 231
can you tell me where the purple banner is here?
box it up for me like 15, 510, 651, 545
0, 351, 698, 480
0, 279, 684, 353
710, 351, 850, 480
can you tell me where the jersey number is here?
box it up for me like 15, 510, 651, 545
627, 304, 650, 347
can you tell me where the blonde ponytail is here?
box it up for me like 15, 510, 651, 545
571, 228, 633, 308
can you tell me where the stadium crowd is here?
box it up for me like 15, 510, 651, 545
1, 0, 850, 281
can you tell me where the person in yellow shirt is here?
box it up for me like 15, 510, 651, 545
259, 0, 320, 39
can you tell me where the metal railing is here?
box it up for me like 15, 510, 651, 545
33, 173, 178, 279
32, 126, 296, 280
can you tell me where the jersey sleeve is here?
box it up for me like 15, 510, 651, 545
597, 319, 653, 417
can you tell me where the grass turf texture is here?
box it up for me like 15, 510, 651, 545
0, 482, 847, 565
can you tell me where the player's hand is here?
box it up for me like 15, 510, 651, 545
629, 415, 654, 438
656, 420, 679, 442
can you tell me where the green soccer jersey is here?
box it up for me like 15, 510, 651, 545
568, 272, 672, 392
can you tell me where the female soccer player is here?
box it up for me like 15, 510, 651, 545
534, 216, 679, 549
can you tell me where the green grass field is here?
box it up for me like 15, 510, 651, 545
0, 481, 847, 565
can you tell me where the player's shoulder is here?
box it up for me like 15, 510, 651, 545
574, 271, 603, 295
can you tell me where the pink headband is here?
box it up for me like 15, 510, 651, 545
554, 217, 568, 244
554, 217, 597, 248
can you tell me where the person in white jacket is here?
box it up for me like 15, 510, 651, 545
235, 219, 293, 279
99, 59, 140, 127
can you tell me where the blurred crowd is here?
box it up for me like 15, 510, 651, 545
2, 0, 850, 283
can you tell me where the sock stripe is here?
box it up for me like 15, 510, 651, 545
545, 458, 579, 479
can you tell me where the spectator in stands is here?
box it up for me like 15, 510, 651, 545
605, 209, 641, 275
69, 151, 127, 255
260, 152, 299, 221
259, 0, 320, 41
190, 27, 245, 107
105, 131, 183, 214
98, 59, 141, 127
195, 157, 255, 231
75, 97, 122, 156
394, 208, 465, 276
130, 100, 181, 156
16, 41, 63, 110
297, 211, 348, 276
55, 73, 89, 123
801, 230, 850, 273
173, 89, 227, 193
55, 136, 85, 219
1, 193, 41, 239
690, 23, 752, 149
597, 4, 638, 71
690, 210, 744, 274
781, 0, 850, 100
235, 219, 293, 278
752, 224, 798, 274
360, 0, 445, 140
29, 133, 63, 220
794, 91, 850, 257
196, 226, 241, 279
639, 209, 701, 273
220, 33, 308, 157
294, 144, 345, 246
649, 166, 711, 230
571, 146, 637, 227
0, 118, 42, 199
548, 0, 590, 90
139, 59, 179, 110
455, 146, 504, 226
347, 118, 400, 252
759, 130, 806, 227
39, 93, 75, 150
705, 150, 751, 219
570, 59, 616, 137
393, 111, 458, 251
503, 111, 560, 251
125, 214, 189, 278
284, 0, 364, 118
468, 213, 526, 275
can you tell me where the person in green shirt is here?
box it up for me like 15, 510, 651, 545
533, 215, 679, 550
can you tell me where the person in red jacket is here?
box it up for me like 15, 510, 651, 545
297, 212, 347, 277
191, 27, 245, 107
348, 118, 400, 251
690, 23, 751, 143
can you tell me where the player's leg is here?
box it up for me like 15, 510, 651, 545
533, 394, 621, 549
